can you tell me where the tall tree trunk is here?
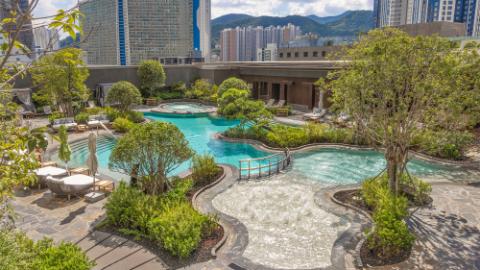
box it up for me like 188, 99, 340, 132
385, 147, 399, 194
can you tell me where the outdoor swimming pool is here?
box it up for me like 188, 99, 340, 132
54, 112, 457, 183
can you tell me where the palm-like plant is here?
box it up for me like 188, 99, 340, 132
54, 126, 71, 171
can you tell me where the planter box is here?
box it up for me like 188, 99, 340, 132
145, 98, 158, 106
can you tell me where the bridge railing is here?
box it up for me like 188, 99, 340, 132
238, 148, 292, 180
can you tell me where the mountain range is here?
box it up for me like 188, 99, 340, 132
211, 10, 374, 43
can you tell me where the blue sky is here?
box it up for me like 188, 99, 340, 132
34, 0, 373, 20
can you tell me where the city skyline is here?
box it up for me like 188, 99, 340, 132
34, 0, 374, 20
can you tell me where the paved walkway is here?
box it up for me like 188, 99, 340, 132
384, 183, 480, 270
12, 190, 167, 270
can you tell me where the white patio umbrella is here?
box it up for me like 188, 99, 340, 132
86, 132, 98, 189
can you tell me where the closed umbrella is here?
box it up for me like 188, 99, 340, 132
86, 132, 98, 190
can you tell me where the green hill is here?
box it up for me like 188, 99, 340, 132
211, 10, 374, 42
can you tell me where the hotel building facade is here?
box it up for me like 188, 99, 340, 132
80, 0, 211, 65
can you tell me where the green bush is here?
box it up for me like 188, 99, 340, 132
48, 111, 64, 124
104, 182, 161, 235
157, 91, 184, 100
265, 125, 309, 148
84, 107, 103, 115
148, 201, 213, 258
32, 238, 94, 270
112, 117, 135, 133
304, 123, 355, 144
218, 77, 249, 97
367, 187, 415, 259
0, 230, 94, 270
103, 107, 121, 122
125, 111, 144, 123
74, 112, 89, 124
191, 154, 221, 187
362, 173, 432, 208
412, 129, 474, 160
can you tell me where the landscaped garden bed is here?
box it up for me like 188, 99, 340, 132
332, 173, 433, 268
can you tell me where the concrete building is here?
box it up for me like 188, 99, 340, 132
375, 0, 480, 36
277, 46, 342, 61
0, 0, 35, 54
257, 43, 278, 61
33, 26, 60, 57
220, 24, 301, 62
79, 0, 211, 65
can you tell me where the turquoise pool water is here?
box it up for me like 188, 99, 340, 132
160, 102, 214, 113
54, 112, 457, 184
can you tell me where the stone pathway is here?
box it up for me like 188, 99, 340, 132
383, 183, 480, 270
12, 189, 167, 270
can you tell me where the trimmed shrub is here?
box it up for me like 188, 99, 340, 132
104, 182, 161, 235
412, 129, 474, 160
157, 91, 184, 100
367, 187, 415, 259
125, 111, 144, 123
48, 111, 64, 124
265, 125, 309, 148
32, 238, 94, 270
362, 173, 431, 208
106, 81, 143, 113
148, 201, 213, 258
191, 154, 221, 187
304, 123, 355, 144
218, 77, 249, 97
112, 117, 135, 133
0, 230, 94, 270
74, 112, 89, 124
103, 107, 121, 122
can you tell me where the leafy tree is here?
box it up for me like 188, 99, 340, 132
186, 79, 216, 99
323, 28, 480, 193
31, 48, 89, 116
0, 1, 82, 220
109, 122, 194, 195
106, 81, 143, 113
218, 88, 271, 131
218, 77, 249, 97
55, 126, 71, 171
138, 60, 166, 97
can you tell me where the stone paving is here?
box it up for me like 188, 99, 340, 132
379, 183, 480, 270
12, 189, 167, 270
10, 170, 480, 270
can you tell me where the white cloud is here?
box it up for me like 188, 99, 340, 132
212, 0, 373, 18
37, 0, 373, 20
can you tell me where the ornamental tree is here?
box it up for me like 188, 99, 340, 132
138, 60, 166, 97
323, 28, 480, 193
0, 2, 82, 219
31, 48, 89, 117
218, 77, 249, 97
109, 122, 194, 195
106, 81, 143, 113
218, 88, 271, 131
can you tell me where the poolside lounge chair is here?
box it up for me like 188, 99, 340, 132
272, 100, 286, 108
265, 99, 275, 107
43, 106, 52, 115
303, 107, 326, 121
34, 166, 68, 189
87, 100, 96, 109
87, 114, 110, 128
46, 174, 94, 200
52, 118, 78, 131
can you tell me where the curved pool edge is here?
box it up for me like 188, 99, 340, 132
216, 134, 480, 170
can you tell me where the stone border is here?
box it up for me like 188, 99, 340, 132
328, 186, 374, 269
217, 134, 480, 169
190, 165, 228, 258
150, 100, 217, 115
